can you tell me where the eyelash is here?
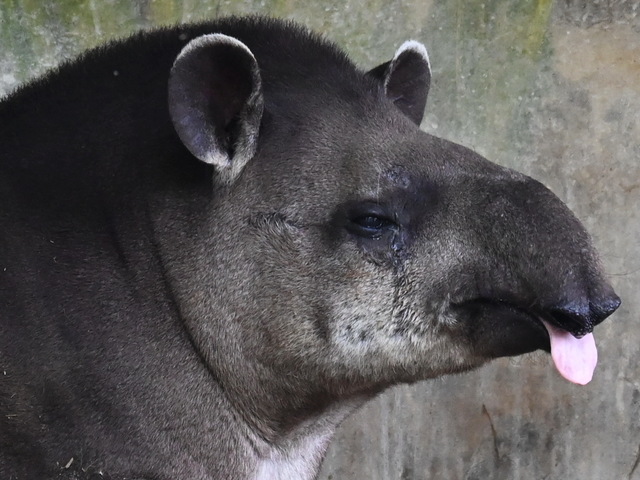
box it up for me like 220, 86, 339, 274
348, 214, 397, 238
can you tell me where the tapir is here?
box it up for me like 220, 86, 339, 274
0, 16, 620, 480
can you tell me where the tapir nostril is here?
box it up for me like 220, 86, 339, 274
590, 293, 621, 326
547, 293, 620, 337
548, 304, 593, 338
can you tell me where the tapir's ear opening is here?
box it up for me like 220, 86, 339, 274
168, 34, 264, 185
367, 40, 431, 126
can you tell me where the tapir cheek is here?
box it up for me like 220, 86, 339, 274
356, 231, 409, 266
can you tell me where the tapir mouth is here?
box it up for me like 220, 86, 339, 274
481, 299, 600, 386
452, 294, 620, 385
453, 297, 550, 345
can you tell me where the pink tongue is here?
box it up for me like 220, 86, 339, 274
541, 320, 598, 385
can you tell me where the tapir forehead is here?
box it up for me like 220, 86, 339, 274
242, 53, 528, 219
249, 102, 524, 220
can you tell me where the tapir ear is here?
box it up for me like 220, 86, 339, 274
168, 34, 264, 184
367, 40, 431, 125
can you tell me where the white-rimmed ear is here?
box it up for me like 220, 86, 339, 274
367, 40, 431, 125
168, 33, 264, 185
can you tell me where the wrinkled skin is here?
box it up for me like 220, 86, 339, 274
0, 17, 619, 480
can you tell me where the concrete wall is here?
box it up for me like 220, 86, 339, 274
1, 1, 637, 478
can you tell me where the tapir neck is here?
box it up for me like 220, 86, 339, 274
246, 398, 364, 480
250, 424, 333, 480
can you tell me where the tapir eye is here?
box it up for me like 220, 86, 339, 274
348, 214, 396, 238
354, 215, 387, 230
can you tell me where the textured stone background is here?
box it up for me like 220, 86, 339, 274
1, 1, 637, 479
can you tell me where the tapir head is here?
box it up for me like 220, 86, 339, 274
167, 21, 620, 406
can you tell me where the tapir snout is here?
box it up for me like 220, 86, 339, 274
419, 148, 622, 383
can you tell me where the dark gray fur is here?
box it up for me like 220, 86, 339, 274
0, 16, 619, 480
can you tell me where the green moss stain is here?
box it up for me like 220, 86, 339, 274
525, 0, 553, 58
